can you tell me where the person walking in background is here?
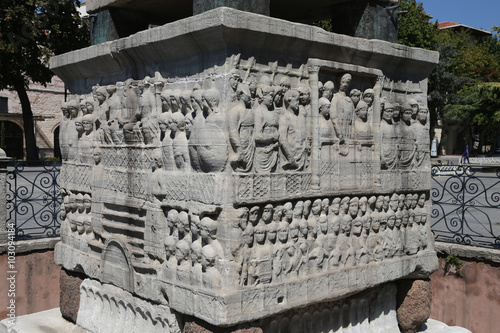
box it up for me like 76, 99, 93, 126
463, 145, 470, 164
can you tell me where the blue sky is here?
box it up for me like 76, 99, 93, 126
421, 0, 500, 33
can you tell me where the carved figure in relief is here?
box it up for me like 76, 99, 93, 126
254, 84, 280, 172
363, 89, 375, 110
398, 104, 417, 169
273, 221, 290, 282
352, 217, 367, 264
230, 208, 247, 262
367, 213, 382, 262
279, 89, 309, 171
248, 225, 272, 285
170, 108, 190, 171
175, 240, 191, 284
177, 211, 191, 244
321, 81, 335, 101
319, 98, 334, 142
79, 97, 88, 116
240, 228, 254, 286
190, 240, 203, 287
392, 102, 401, 125
195, 88, 227, 172
201, 245, 221, 289
60, 102, 71, 161
380, 102, 398, 169
413, 106, 429, 168
327, 198, 341, 266
166, 209, 179, 238
104, 84, 125, 144
158, 112, 174, 171
404, 212, 420, 255
354, 101, 372, 140
228, 83, 255, 172
298, 82, 312, 121
75, 193, 85, 235
350, 89, 361, 108
247, 74, 259, 107
330, 74, 354, 141
307, 199, 322, 245
200, 217, 223, 261
187, 87, 204, 171
408, 98, 420, 121
228, 70, 243, 104
78, 114, 96, 164
122, 81, 142, 144
67, 100, 81, 161
339, 214, 355, 266
138, 77, 159, 144
383, 195, 390, 213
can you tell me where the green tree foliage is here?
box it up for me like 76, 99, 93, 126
0, 0, 89, 160
398, 0, 438, 50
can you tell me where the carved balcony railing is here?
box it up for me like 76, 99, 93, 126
6, 161, 62, 239
431, 165, 500, 248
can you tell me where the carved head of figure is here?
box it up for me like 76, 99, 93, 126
85, 98, 95, 114
236, 207, 249, 230
190, 215, 201, 237
329, 215, 340, 235
418, 193, 426, 208
322, 81, 334, 100
349, 197, 359, 218
79, 97, 87, 115
284, 89, 300, 113
319, 215, 328, 234
254, 225, 266, 245
94, 86, 108, 106
283, 202, 293, 222
180, 90, 193, 110
411, 193, 418, 209
355, 100, 369, 122
160, 89, 172, 112
375, 195, 384, 212
167, 209, 179, 232
229, 70, 243, 91
341, 215, 352, 235
170, 89, 182, 112
339, 73, 352, 92
279, 76, 291, 94
164, 236, 176, 258
371, 213, 380, 232
319, 97, 331, 119
289, 220, 299, 241
352, 217, 363, 236
359, 197, 368, 216
321, 198, 330, 215
278, 221, 289, 243
401, 103, 413, 125
330, 197, 341, 216
68, 193, 77, 212
340, 196, 350, 214
273, 85, 284, 106
76, 193, 84, 213
67, 99, 80, 119
381, 102, 394, 124
418, 107, 428, 125
248, 75, 258, 98
61, 102, 69, 119
249, 206, 260, 226
267, 222, 277, 244
175, 240, 190, 263
83, 194, 91, 212
202, 88, 220, 115
158, 112, 170, 134
243, 229, 254, 247
190, 87, 204, 113
236, 83, 252, 107
404, 194, 413, 210
299, 218, 308, 238
297, 83, 311, 106
74, 118, 84, 135
379, 213, 388, 232
362, 215, 371, 234
178, 211, 190, 234
293, 201, 304, 220
201, 245, 216, 268
392, 103, 401, 122
307, 217, 318, 238
395, 211, 403, 229
363, 89, 374, 107
368, 195, 377, 213
390, 193, 399, 212
303, 200, 312, 219
398, 194, 405, 210
383, 195, 390, 212
311, 199, 322, 216
350, 89, 361, 107
408, 98, 419, 118
259, 85, 275, 109
201, 217, 218, 241
387, 212, 396, 229
191, 241, 202, 264
93, 147, 102, 165
82, 114, 93, 134
262, 204, 274, 224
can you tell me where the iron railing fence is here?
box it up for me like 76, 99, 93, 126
431, 165, 500, 248
6, 161, 62, 240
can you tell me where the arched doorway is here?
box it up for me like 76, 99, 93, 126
0, 121, 24, 160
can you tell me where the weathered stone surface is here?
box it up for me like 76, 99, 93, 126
396, 279, 432, 333
60, 269, 86, 323
51, 6, 438, 328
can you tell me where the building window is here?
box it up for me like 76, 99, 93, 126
0, 98, 7, 113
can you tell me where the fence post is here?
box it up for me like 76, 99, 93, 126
0, 149, 12, 247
